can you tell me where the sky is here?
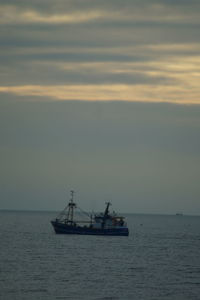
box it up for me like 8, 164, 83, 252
0, 0, 200, 214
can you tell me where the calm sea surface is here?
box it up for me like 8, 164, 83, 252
0, 211, 200, 300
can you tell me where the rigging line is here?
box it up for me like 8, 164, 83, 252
77, 206, 91, 218
56, 204, 69, 218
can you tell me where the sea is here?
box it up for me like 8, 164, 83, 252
0, 211, 200, 300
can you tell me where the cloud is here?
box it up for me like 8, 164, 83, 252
1, 47, 200, 101
1, 2, 200, 25
0, 1, 200, 105
0, 5, 110, 24
0, 83, 200, 104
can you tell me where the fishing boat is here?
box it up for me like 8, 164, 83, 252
51, 190, 129, 236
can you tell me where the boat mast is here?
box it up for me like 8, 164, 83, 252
104, 202, 111, 218
67, 190, 76, 223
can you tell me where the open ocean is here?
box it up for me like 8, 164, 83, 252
0, 211, 200, 300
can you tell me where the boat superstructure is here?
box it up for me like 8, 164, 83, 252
51, 190, 129, 236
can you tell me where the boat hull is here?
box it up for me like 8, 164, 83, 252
51, 221, 129, 236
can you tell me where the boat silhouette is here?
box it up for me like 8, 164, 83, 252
51, 190, 129, 236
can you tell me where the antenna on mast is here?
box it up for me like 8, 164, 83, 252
70, 190, 74, 203
66, 190, 76, 223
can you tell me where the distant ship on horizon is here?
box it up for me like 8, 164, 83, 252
51, 190, 129, 236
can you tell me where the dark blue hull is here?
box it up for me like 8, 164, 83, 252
51, 221, 129, 236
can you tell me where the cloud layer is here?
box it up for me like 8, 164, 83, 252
0, 0, 200, 104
